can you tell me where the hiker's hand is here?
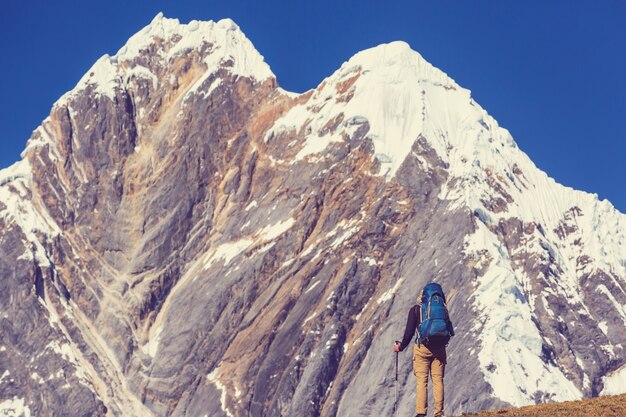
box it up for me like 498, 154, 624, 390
393, 342, 400, 352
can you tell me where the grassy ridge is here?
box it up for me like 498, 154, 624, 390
463, 394, 626, 417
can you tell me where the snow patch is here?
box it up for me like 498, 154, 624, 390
245, 200, 257, 211
258, 218, 295, 241
0, 160, 61, 268
601, 363, 626, 395
377, 278, 404, 304
0, 370, 9, 384
204, 239, 253, 269
305, 280, 320, 294
204, 218, 294, 269
21, 121, 60, 161
30, 372, 44, 384
203, 78, 222, 98
466, 221, 582, 406
207, 366, 234, 417
0, 397, 31, 417
45, 340, 88, 383
329, 222, 360, 250
294, 134, 342, 161
597, 285, 626, 326
142, 325, 163, 358
303, 312, 317, 326
363, 257, 381, 266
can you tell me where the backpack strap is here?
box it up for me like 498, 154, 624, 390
415, 304, 422, 347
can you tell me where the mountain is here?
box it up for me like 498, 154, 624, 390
1, 12, 625, 417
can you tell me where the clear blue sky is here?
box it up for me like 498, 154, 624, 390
1, 1, 625, 212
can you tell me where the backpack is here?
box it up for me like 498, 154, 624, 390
416, 283, 454, 346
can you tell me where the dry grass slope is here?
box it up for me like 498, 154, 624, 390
463, 394, 626, 417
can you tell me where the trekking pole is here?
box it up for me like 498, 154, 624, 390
394, 340, 400, 417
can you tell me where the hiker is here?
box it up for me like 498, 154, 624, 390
394, 283, 454, 417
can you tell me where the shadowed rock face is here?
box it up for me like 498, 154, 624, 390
1, 14, 625, 417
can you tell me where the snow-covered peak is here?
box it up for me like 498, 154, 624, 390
57, 14, 273, 106
115, 13, 272, 78
267, 41, 469, 177
342, 41, 456, 87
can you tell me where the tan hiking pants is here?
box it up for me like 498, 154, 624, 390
413, 343, 446, 417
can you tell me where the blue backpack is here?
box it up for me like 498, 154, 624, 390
416, 283, 454, 346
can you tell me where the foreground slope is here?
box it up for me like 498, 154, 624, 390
1, 13, 625, 417
466, 393, 626, 417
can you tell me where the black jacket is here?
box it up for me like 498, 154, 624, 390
398, 305, 420, 351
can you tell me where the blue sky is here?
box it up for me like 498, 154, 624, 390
1, 1, 625, 212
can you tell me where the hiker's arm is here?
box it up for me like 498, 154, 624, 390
398, 306, 417, 352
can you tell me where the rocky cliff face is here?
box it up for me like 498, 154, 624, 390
1, 13, 626, 417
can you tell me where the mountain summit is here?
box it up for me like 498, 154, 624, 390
1, 14, 625, 417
